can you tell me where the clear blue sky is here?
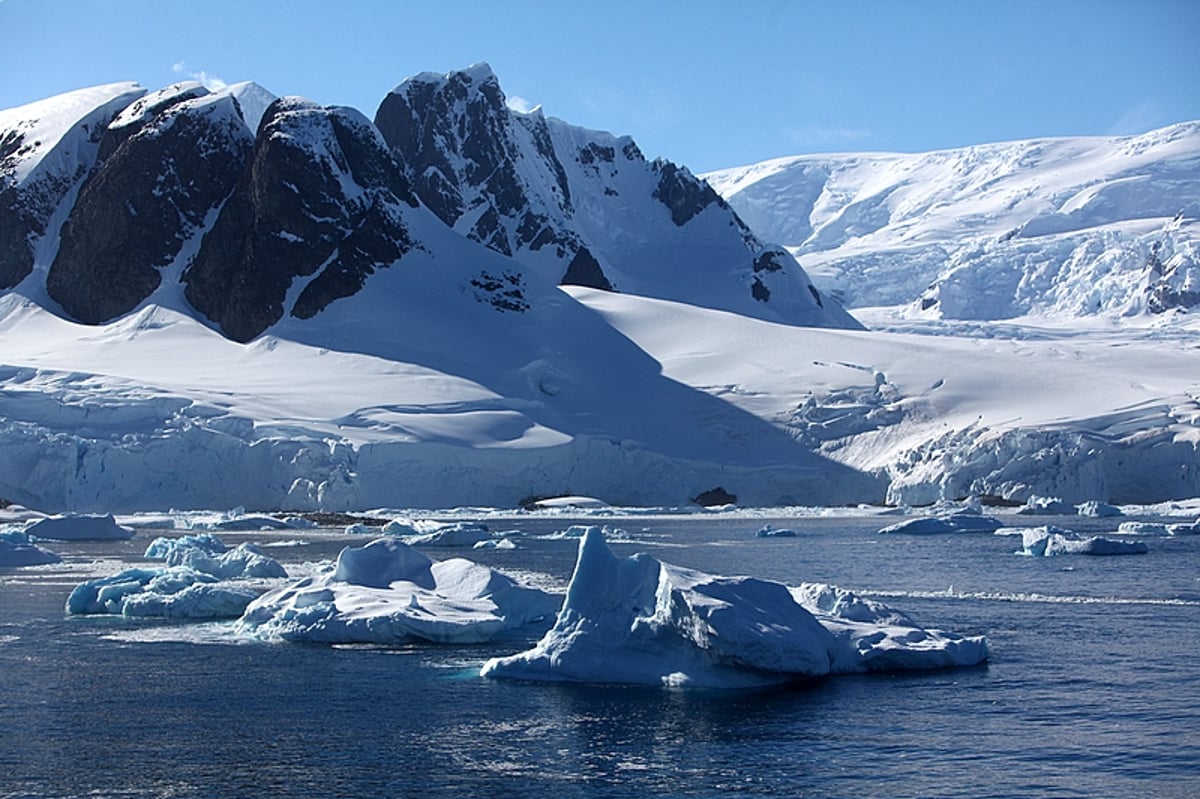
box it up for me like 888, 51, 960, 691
2, 0, 1197, 172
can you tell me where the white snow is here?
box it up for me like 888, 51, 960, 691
702, 122, 1200, 320
236, 537, 558, 644
481, 529, 987, 687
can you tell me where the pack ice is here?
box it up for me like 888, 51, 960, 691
482, 529, 987, 688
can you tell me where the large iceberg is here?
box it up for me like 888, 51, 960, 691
0, 530, 62, 566
481, 529, 987, 688
236, 537, 559, 644
66, 567, 262, 618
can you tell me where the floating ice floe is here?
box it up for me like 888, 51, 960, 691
481, 529, 987, 688
756, 524, 797, 538
1116, 519, 1200, 536
24, 513, 134, 540
144, 534, 287, 579
1019, 526, 1148, 557
878, 512, 1003, 535
402, 522, 499, 547
236, 537, 558, 644
0, 530, 62, 566
474, 538, 519, 550
66, 567, 263, 618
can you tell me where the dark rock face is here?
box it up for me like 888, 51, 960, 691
561, 246, 613, 291
184, 100, 417, 342
375, 68, 579, 263
0, 103, 120, 290
47, 92, 252, 323
651, 160, 724, 227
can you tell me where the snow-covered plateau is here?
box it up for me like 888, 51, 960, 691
0, 71, 1197, 512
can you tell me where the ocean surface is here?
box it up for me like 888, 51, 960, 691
2, 511, 1199, 798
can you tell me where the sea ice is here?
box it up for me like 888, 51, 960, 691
66, 567, 261, 618
481, 529, 987, 688
24, 514, 133, 540
236, 537, 558, 644
1019, 526, 1148, 556
1167, 519, 1200, 535
878, 512, 1003, 535
0, 530, 62, 566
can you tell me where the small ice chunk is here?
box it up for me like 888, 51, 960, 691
144, 533, 227, 558
1016, 496, 1077, 515
1076, 501, 1123, 518
756, 524, 797, 538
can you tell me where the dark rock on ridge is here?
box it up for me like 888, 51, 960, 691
47, 88, 253, 323
184, 99, 418, 341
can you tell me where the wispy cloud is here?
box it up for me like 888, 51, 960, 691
1108, 103, 1163, 136
505, 95, 537, 114
787, 124, 872, 150
171, 61, 227, 92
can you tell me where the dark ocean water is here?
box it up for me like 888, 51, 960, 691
2, 512, 1198, 798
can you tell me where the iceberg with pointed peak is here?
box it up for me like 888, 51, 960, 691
482, 529, 987, 687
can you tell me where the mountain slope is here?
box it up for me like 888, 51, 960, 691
703, 122, 1200, 320
376, 64, 857, 329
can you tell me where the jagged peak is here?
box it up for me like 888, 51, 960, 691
389, 62, 500, 95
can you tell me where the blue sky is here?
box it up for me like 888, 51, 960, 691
2, 0, 1197, 172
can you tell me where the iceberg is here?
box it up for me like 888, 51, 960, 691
1167, 519, 1200, 535
0, 530, 62, 566
24, 513, 133, 540
1076, 501, 1123, 518
878, 512, 1003, 535
236, 537, 558, 644
481, 529, 987, 688
1019, 526, 1148, 556
143, 533, 227, 558
66, 567, 261, 618
402, 522, 498, 548
756, 524, 797, 538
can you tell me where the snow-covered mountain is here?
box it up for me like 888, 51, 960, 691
1, 71, 1197, 513
1, 66, 852, 342
703, 123, 1200, 320
375, 65, 854, 328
